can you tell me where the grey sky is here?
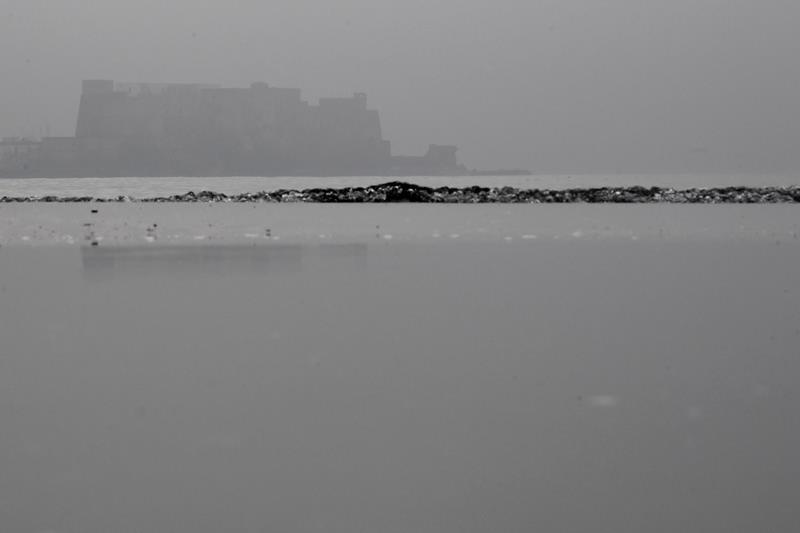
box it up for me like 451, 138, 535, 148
2, 0, 799, 173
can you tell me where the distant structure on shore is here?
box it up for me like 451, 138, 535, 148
1, 80, 478, 178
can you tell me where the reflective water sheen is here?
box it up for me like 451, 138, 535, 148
1, 228, 799, 532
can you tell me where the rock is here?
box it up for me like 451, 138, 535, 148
3, 182, 800, 203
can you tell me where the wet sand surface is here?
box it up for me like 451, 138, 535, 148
1, 205, 800, 533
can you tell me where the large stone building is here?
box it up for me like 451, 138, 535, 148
0, 80, 464, 177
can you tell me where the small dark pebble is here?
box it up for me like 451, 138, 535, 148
91, 209, 98, 213
3, 182, 800, 204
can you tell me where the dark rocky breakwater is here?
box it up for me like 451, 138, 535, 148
2, 181, 800, 204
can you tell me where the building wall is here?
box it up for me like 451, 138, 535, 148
73, 80, 393, 174
0, 138, 40, 158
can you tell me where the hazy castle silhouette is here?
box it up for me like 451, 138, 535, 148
1, 80, 465, 177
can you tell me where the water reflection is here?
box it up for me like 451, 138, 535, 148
3, 238, 800, 533
81, 242, 368, 281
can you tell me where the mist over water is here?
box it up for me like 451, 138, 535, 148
3, 1, 800, 531
3, 1, 800, 173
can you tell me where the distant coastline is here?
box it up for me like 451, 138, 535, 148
0, 80, 522, 179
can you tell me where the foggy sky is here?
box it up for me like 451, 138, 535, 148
2, 0, 799, 174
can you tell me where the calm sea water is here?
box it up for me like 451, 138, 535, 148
1, 174, 799, 198
2, 234, 799, 533
1, 205, 800, 532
